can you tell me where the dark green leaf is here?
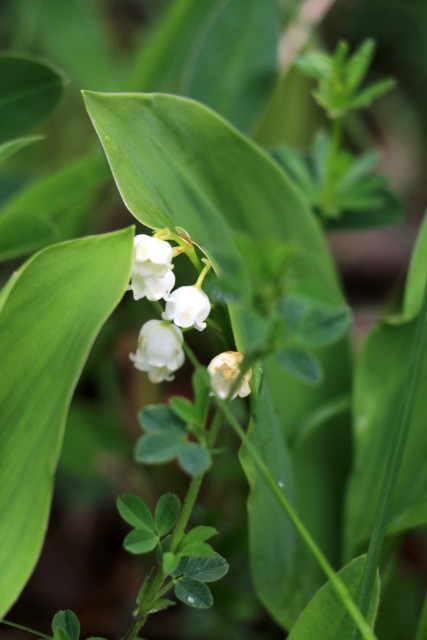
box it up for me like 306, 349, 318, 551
0, 54, 64, 143
0, 135, 43, 165
123, 529, 158, 555
288, 556, 379, 639
298, 306, 351, 347
174, 578, 213, 609
53, 629, 71, 640
276, 347, 323, 385
138, 405, 186, 434
178, 443, 212, 476
183, 0, 280, 131
52, 610, 80, 640
117, 494, 155, 532
173, 553, 229, 583
192, 368, 211, 426
155, 493, 181, 536
135, 432, 184, 465
0, 228, 133, 616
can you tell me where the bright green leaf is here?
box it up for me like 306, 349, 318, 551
288, 556, 380, 639
0, 228, 133, 616
0, 54, 64, 143
178, 443, 212, 476
52, 610, 80, 640
162, 551, 180, 575
169, 397, 198, 425
117, 494, 155, 532
149, 598, 176, 614
155, 493, 181, 537
179, 542, 215, 558
174, 578, 213, 609
181, 526, 218, 546
123, 529, 158, 555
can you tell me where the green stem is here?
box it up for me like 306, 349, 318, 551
354, 281, 427, 639
121, 409, 223, 640
0, 619, 50, 639
415, 591, 427, 640
215, 396, 378, 640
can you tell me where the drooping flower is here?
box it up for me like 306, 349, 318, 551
130, 319, 185, 383
129, 269, 175, 302
132, 234, 173, 278
207, 351, 252, 399
162, 285, 211, 331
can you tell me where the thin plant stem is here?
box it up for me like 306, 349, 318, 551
354, 281, 427, 639
0, 619, 50, 639
415, 591, 427, 640
214, 395, 378, 640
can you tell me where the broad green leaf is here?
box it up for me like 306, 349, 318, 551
288, 556, 380, 640
138, 404, 186, 434
0, 154, 109, 262
174, 578, 213, 609
155, 493, 181, 537
276, 346, 323, 385
0, 54, 63, 143
129, 0, 218, 92
0, 228, 133, 616
298, 306, 351, 347
345, 215, 427, 556
53, 629, 71, 640
162, 551, 180, 575
28, 0, 120, 90
52, 610, 80, 640
173, 553, 229, 583
135, 432, 184, 464
123, 529, 158, 555
239, 384, 309, 628
182, 0, 280, 131
117, 494, 155, 532
83, 91, 341, 302
0, 135, 42, 165
177, 443, 212, 476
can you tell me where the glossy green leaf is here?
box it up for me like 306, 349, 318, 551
0, 228, 133, 616
182, 0, 280, 130
0, 135, 42, 165
117, 494, 155, 532
172, 553, 229, 583
52, 610, 80, 640
0, 154, 109, 262
345, 214, 427, 556
174, 578, 213, 609
288, 556, 380, 640
155, 493, 181, 537
83, 91, 340, 302
0, 54, 63, 143
123, 529, 158, 555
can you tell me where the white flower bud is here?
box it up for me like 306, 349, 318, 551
133, 234, 173, 278
130, 319, 185, 383
207, 351, 252, 400
162, 286, 211, 331
129, 269, 175, 302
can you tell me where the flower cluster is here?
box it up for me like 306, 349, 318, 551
128, 232, 251, 399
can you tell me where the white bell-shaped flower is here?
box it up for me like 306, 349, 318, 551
130, 319, 185, 383
162, 285, 211, 331
207, 351, 252, 399
129, 269, 175, 302
133, 234, 173, 278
